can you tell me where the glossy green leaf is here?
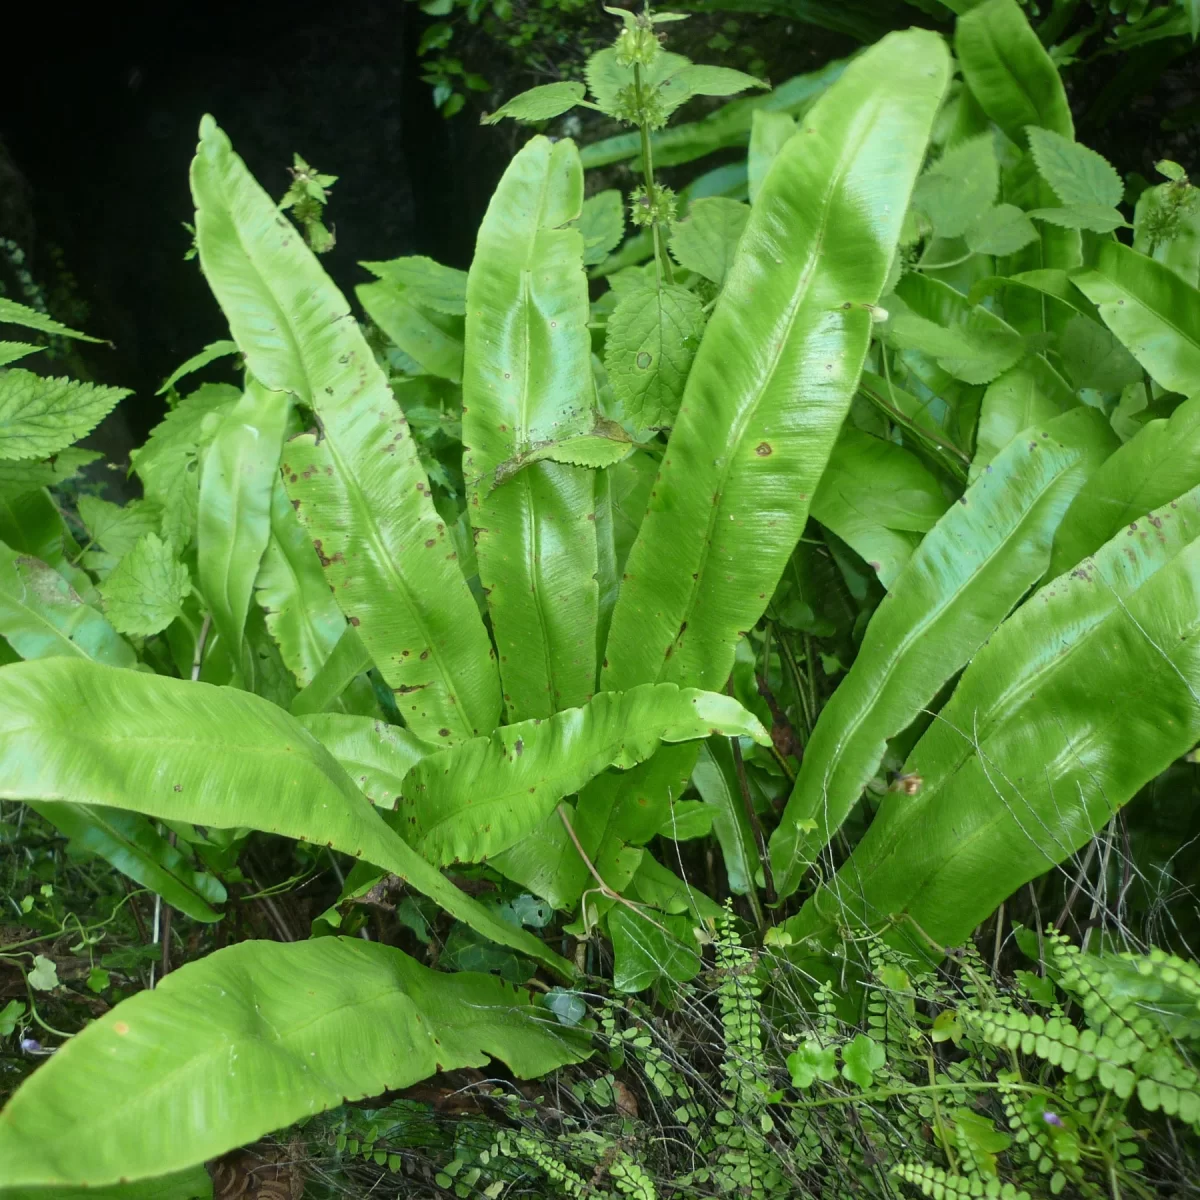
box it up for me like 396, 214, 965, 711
99, 533, 190, 637
254, 478, 345, 687
972, 355, 1077, 478
604, 282, 706, 431
299, 712, 432, 807
0, 297, 104, 343
32, 803, 225, 923
0, 1166, 214, 1199
790, 486, 1200, 953
156, 340, 239, 395
0, 543, 135, 666
674, 64, 767, 100
747, 111, 796, 206
603, 31, 950, 695
0, 937, 588, 1189
769, 409, 1111, 898
356, 280, 464, 381
0, 371, 129, 462
1049, 395, 1200, 576
812, 428, 950, 586
1059, 312, 1143, 394
955, 0, 1073, 146
486, 420, 634, 496
579, 190, 625, 267
198, 381, 289, 668
692, 738, 762, 895
462, 136, 597, 721
0, 449, 98, 503
288, 623, 370, 716
912, 134, 999, 240
668, 197, 750, 286
1028, 203, 1126, 234
189, 118, 500, 742
359, 256, 468, 316
1071, 240, 1200, 397
398, 683, 769, 866
0, 658, 575, 979
482, 80, 586, 124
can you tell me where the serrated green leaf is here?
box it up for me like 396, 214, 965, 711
0, 542, 135, 666
0, 449, 99, 502
462, 136, 597, 721
584, 48, 692, 120
1028, 204, 1126, 234
253, 478, 345, 688
0, 297, 103, 343
359, 256, 468, 315
0, 657, 575, 979
487, 421, 635, 496
668, 198, 750, 286
770, 409, 1113, 898
0, 371, 130, 462
841, 1033, 885, 1088
964, 203, 1039, 256
1026, 125, 1123, 212
0, 937, 588, 1190
604, 282, 706, 430
913, 134, 999, 240
356, 280, 464, 381
1072, 240, 1200, 397
603, 31, 950, 695
192, 117, 500, 743
99, 533, 190, 636
579, 191, 625, 267
0, 342, 45, 368
674, 64, 768, 99
747, 110, 796, 206
791, 485, 1200, 954
197, 381, 289, 668
156, 340, 240, 395
77, 496, 162, 558
788, 1039, 838, 1088
482, 81, 586, 125
399, 683, 767, 866
299, 712, 432, 807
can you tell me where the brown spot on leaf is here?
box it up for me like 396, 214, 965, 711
755, 442, 772, 457
439, 728, 451, 737
349, 616, 360, 626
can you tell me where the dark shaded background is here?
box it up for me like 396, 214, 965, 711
0, 0, 516, 444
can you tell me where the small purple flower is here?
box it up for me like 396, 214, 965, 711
20, 1037, 42, 1055
1042, 1110, 1065, 1128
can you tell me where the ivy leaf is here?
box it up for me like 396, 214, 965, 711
1027, 125, 1124, 211
0, 371, 130, 462
28, 955, 59, 992
964, 204, 1039, 256
580, 191, 625, 267
482, 81, 586, 125
912, 134, 1000, 240
604, 282, 706, 430
787, 1039, 838, 1089
0, 999, 25, 1036
1028, 204, 1127, 233
99, 533, 190, 636
545, 989, 586, 1027
669, 198, 750, 287
840, 1032, 885, 1088
77, 497, 163, 558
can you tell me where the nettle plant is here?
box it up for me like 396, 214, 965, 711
2, 0, 1200, 1191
